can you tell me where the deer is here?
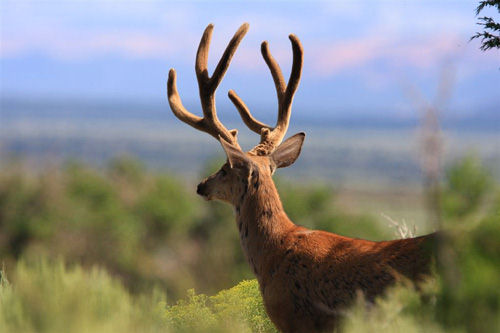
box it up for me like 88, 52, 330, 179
166, 23, 437, 333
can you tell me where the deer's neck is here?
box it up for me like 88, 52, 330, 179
234, 170, 294, 277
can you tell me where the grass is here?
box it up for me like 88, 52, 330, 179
0, 258, 166, 333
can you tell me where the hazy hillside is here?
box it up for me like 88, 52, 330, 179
1, 98, 499, 187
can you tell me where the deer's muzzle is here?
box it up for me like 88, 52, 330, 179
196, 182, 208, 197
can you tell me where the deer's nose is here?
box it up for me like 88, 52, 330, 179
197, 183, 206, 195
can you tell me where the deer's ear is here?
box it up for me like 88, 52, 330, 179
219, 137, 252, 170
271, 132, 305, 169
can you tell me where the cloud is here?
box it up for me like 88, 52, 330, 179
309, 33, 469, 77
2, 31, 174, 60
1, 0, 497, 80
310, 36, 388, 76
0, 1, 201, 60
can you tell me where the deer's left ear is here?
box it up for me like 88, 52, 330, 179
271, 132, 305, 169
219, 137, 253, 171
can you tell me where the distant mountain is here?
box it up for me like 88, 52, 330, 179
2, 97, 498, 131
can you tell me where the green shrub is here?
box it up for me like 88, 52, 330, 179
277, 179, 385, 240
442, 154, 491, 219
0, 258, 274, 333
0, 257, 166, 333
165, 279, 275, 333
0, 158, 204, 297
436, 190, 500, 332
343, 283, 443, 333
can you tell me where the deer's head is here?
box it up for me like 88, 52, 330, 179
167, 23, 304, 205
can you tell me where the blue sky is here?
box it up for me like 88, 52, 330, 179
1, 0, 499, 119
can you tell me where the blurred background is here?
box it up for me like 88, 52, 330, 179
1, 0, 499, 309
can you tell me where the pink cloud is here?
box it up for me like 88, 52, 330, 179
311, 36, 388, 76
310, 34, 465, 77
1, 29, 194, 60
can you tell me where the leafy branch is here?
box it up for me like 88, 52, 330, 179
471, 0, 500, 51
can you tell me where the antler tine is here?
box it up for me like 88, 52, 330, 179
228, 89, 270, 134
167, 23, 249, 147
280, 34, 303, 129
228, 33, 303, 155
261, 40, 287, 101
210, 23, 249, 91
195, 24, 213, 83
167, 69, 203, 130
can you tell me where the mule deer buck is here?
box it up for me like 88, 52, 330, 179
167, 23, 436, 333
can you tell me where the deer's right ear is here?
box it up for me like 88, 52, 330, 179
270, 132, 305, 169
219, 137, 252, 170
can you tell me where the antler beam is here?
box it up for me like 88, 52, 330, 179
167, 23, 249, 148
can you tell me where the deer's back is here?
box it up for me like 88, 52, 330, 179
259, 228, 436, 332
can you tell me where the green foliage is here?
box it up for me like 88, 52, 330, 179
165, 280, 275, 333
471, 0, 500, 51
442, 154, 491, 219
0, 157, 203, 297
0, 258, 274, 333
0, 258, 166, 333
0, 167, 59, 257
277, 179, 386, 240
436, 190, 500, 332
343, 284, 443, 333
210, 280, 274, 332
136, 175, 196, 236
